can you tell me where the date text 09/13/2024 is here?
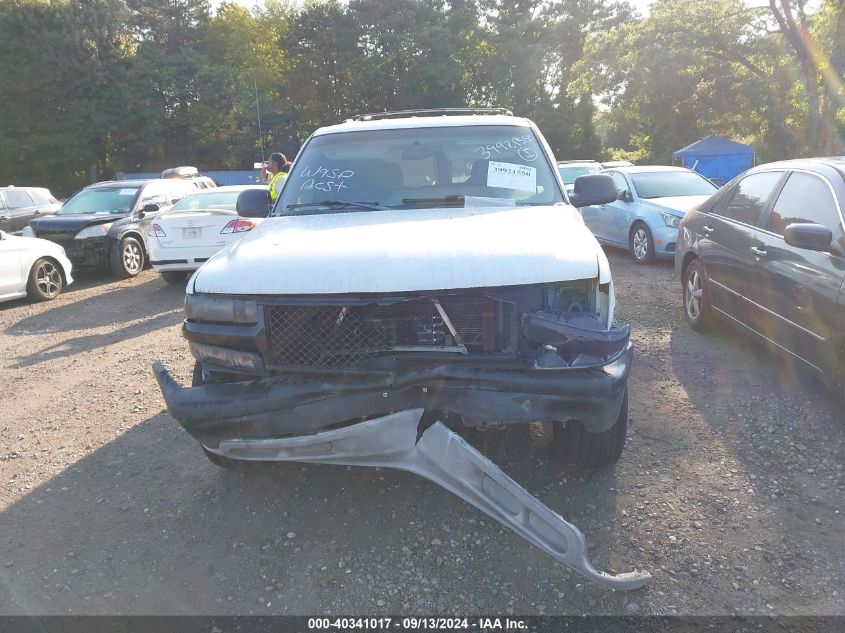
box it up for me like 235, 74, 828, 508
307, 617, 528, 630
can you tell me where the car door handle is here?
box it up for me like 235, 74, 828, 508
750, 246, 768, 259
700, 225, 714, 237
33, 210, 41, 215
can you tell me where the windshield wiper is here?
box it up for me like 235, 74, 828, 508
284, 200, 387, 212
401, 195, 465, 207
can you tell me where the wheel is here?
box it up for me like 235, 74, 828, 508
109, 236, 144, 278
552, 388, 628, 468
683, 258, 714, 332
161, 270, 188, 285
629, 222, 655, 264
191, 360, 204, 387
26, 257, 63, 301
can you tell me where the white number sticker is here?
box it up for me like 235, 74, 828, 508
487, 161, 536, 192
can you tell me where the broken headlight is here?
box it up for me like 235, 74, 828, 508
545, 280, 596, 315
184, 293, 258, 324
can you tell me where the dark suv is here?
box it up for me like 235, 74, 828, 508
676, 157, 845, 390
26, 177, 204, 277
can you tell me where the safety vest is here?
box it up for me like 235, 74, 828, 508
268, 170, 286, 202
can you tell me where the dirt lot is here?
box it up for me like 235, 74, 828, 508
0, 249, 843, 616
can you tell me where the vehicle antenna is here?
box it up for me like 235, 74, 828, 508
255, 78, 265, 162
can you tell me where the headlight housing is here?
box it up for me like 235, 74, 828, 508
659, 212, 681, 228
184, 293, 258, 324
74, 223, 113, 239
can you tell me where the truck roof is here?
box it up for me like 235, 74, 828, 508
313, 115, 534, 137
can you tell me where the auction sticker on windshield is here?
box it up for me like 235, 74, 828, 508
487, 161, 536, 192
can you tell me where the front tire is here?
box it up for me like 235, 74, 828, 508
26, 257, 63, 301
109, 236, 144, 278
629, 223, 655, 264
552, 388, 628, 468
683, 258, 714, 332
161, 271, 188, 285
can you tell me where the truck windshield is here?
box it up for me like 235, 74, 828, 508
59, 187, 139, 215
274, 125, 563, 215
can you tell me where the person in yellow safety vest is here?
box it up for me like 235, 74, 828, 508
261, 152, 289, 202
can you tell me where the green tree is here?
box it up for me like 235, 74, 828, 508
0, 0, 137, 194
579, 0, 800, 162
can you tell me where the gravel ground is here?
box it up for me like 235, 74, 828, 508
0, 249, 843, 615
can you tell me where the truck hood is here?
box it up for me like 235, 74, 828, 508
192, 205, 602, 295
30, 213, 128, 233
641, 195, 710, 216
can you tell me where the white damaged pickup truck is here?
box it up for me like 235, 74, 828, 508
153, 109, 651, 589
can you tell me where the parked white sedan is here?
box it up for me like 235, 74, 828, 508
146, 185, 268, 284
0, 230, 73, 303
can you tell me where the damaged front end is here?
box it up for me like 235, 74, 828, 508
153, 280, 647, 588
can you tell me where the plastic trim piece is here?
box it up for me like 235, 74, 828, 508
206, 409, 651, 590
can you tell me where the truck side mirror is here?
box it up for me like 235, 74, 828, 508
236, 189, 271, 218
570, 174, 617, 207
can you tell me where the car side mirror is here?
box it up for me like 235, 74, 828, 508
236, 189, 271, 218
618, 189, 633, 203
570, 174, 617, 207
783, 223, 833, 252
143, 203, 160, 213
0, 230, 6, 240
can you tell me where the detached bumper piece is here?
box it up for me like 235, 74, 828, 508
201, 408, 651, 590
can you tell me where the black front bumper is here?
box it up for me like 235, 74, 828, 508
153, 343, 632, 449
36, 236, 109, 268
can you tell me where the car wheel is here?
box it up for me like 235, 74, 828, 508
26, 257, 63, 301
109, 236, 144, 278
161, 271, 188, 285
552, 388, 628, 469
683, 258, 714, 331
629, 223, 655, 264
109, 237, 144, 279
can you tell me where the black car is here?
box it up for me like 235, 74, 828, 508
0, 186, 61, 234
26, 178, 202, 277
676, 157, 845, 389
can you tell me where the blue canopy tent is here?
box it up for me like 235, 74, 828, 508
672, 136, 755, 184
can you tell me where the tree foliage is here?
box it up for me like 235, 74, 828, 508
0, 0, 839, 194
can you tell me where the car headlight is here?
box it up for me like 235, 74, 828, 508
184, 293, 258, 324
21, 225, 34, 237
660, 212, 681, 228
74, 223, 113, 239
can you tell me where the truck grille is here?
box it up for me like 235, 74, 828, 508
265, 294, 499, 369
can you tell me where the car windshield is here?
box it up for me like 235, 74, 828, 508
169, 189, 244, 213
558, 164, 602, 184
274, 124, 563, 215
630, 171, 717, 199
59, 187, 139, 215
